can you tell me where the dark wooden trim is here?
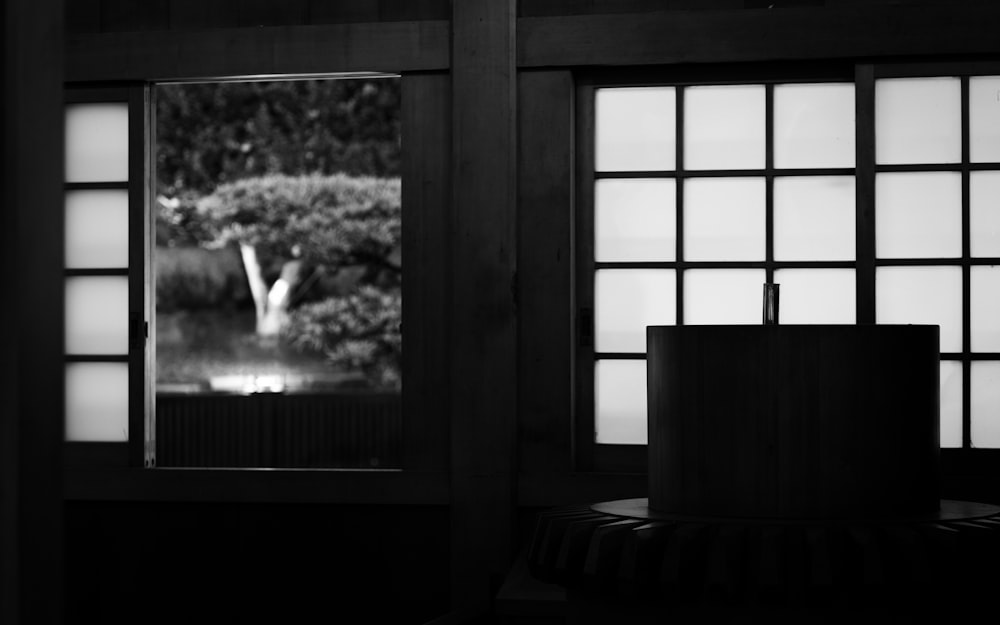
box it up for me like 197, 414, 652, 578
64, 466, 449, 504
128, 85, 146, 468
451, 0, 518, 617
517, 70, 575, 475
518, 6, 1000, 68
855, 64, 876, 324
401, 72, 451, 472
66, 20, 450, 83
63, 181, 130, 191
3, 1, 65, 623
574, 79, 596, 471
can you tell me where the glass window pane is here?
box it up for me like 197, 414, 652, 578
684, 269, 767, 325
595, 179, 676, 262
65, 190, 129, 268
875, 77, 961, 165
595, 269, 676, 353
774, 176, 855, 261
65, 103, 129, 183
972, 266, 1000, 352
685, 85, 765, 170
595, 360, 647, 445
684, 177, 765, 261
66, 363, 129, 442
876, 172, 962, 259
596, 87, 676, 172
876, 266, 962, 352
971, 171, 1000, 257
772, 269, 856, 324
774, 83, 855, 169
971, 362, 1000, 448
66, 276, 129, 355
969, 76, 1000, 163
941, 361, 963, 448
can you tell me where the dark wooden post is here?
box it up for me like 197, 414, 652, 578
1, 1, 65, 623
450, 0, 518, 617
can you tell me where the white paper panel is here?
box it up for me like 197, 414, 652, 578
772, 269, 856, 325
876, 266, 962, 352
595, 179, 676, 262
66, 276, 129, 355
65, 103, 129, 183
969, 76, 1000, 163
971, 361, 1000, 449
65, 190, 129, 268
684, 177, 766, 261
940, 361, 963, 449
596, 87, 676, 172
595, 360, 648, 445
876, 172, 962, 259
684, 85, 765, 170
971, 266, 1000, 352
774, 83, 855, 169
875, 77, 961, 165
595, 269, 676, 353
774, 176, 856, 261
66, 363, 129, 442
684, 269, 767, 325
970, 172, 1000, 257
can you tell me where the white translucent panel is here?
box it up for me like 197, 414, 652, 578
875, 77, 961, 165
774, 176, 856, 261
65, 190, 129, 268
595, 270, 676, 353
595, 179, 676, 261
595, 87, 676, 172
876, 172, 962, 259
971, 362, 1000, 448
774, 83, 856, 168
66, 363, 129, 442
971, 266, 1000, 352
772, 269, 856, 324
940, 361, 963, 449
876, 266, 962, 352
684, 178, 765, 261
969, 76, 1000, 163
595, 360, 647, 445
684, 269, 767, 325
65, 277, 129, 355
685, 85, 766, 170
970, 172, 1000, 257
65, 103, 129, 183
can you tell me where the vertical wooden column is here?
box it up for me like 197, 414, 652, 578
1, 1, 65, 624
450, 0, 518, 616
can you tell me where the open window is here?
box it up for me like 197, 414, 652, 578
64, 73, 451, 474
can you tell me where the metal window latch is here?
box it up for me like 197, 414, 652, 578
129, 313, 146, 349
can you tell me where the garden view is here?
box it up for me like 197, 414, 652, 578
155, 76, 401, 397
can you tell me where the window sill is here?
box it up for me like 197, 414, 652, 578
64, 464, 449, 504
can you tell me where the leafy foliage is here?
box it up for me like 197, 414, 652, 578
283, 286, 402, 389
156, 78, 401, 199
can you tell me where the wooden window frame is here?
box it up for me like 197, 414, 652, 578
63, 70, 452, 504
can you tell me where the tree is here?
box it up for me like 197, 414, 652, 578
196, 174, 402, 388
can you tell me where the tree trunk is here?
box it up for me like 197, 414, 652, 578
238, 243, 302, 339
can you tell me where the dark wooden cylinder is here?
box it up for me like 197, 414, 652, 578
647, 325, 940, 519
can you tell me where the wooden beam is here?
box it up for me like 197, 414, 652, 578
401, 72, 451, 472
519, 5, 1000, 68
2, 2, 65, 623
66, 20, 450, 82
451, 0, 518, 617
517, 71, 575, 475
